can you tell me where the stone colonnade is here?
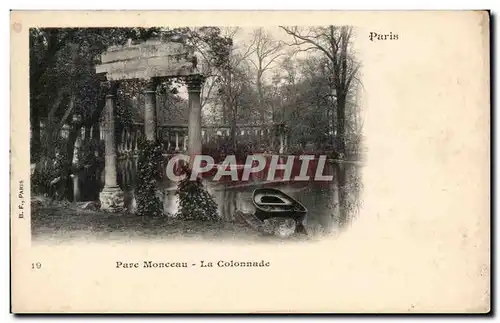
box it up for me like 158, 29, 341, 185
196, 125, 289, 153
98, 82, 123, 211
158, 127, 188, 153
99, 76, 204, 212
106, 123, 289, 159
186, 75, 204, 159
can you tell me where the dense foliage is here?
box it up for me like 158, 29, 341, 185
175, 165, 220, 221
135, 140, 164, 217
31, 141, 67, 198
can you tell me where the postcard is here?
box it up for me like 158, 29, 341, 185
10, 10, 490, 313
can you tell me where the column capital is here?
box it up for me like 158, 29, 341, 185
102, 81, 119, 97
144, 77, 160, 93
185, 74, 206, 93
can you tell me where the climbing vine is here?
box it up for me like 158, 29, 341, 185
136, 140, 164, 216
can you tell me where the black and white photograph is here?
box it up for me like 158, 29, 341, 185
29, 26, 364, 243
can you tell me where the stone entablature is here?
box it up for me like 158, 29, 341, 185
96, 39, 200, 81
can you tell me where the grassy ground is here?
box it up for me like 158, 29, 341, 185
31, 204, 315, 244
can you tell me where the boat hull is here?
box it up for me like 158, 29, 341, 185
252, 188, 308, 223
254, 209, 306, 223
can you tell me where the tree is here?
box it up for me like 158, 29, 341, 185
30, 27, 164, 199
183, 27, 231, 109
270, 55, 331, 151
248, 28, 284, 124
280, 26, 360, 155
210, 28, 256, 150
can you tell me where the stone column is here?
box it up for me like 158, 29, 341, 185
175, 131, 179, 151
144, 78, 158, 142
279, 132, 284, 154
71, 174, 80, 202
165, 129, 170, 151
271, 126, 275, 151
99, 82, 124, 212
72, 132, 82, 164
183, 135, 188, 152
71, 127, 82, 202
133, 129, 139, 152
186, 75, 205, 162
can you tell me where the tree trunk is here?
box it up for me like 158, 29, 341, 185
37, 92, 73, 171
30, 109, 41, 162
56, 124, 82, 201
257, 75, 265, 122
92, 122, 100, 141
37, 124, 58, 173
84, 125, 92, 143
335, 162, 348, 226
336, 93, 346, 155
257, 76, 264, 146
330, 100, 336, 150
230, 112, 237, 152
222, 101, 227, 125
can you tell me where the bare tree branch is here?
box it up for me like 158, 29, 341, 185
262, 53, 286, 72
201, 77, 217, 108
279, 26, 336, 63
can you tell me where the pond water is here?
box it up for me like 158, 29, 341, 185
80, 156, 363, 233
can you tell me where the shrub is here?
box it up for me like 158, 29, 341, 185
73, 139, 105, 201
75, 139, 104, 171
175, 165, 220, 221
31, 165, 61, 196
31, 141, 67, 197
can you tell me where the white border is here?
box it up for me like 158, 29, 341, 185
3, 1, 497, 321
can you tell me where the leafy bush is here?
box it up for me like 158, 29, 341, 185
175, 165, 220, 221
135, 140, 163, 216
31, 165, 61, 197
75, 139, 104, 170
74, 139, 105, 201
31, 140, 68, 197
327, 151, 345, 160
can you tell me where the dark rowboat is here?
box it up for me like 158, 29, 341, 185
252, 188, 308, 224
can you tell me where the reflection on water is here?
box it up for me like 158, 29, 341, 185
87, 156, 363, 232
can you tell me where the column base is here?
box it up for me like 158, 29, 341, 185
99, 186, 124, 213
